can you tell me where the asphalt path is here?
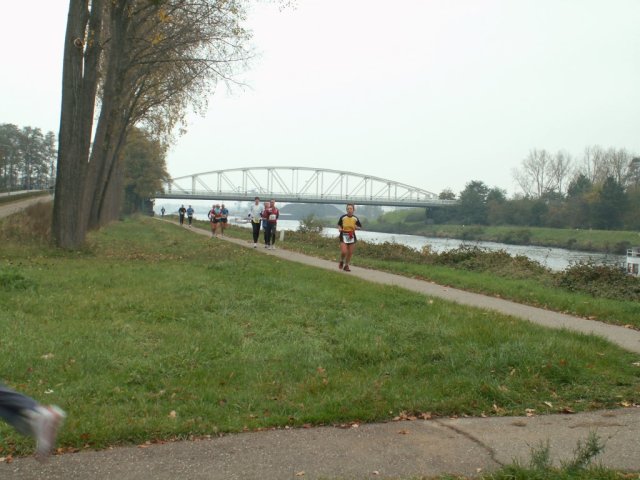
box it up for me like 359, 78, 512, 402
1, 213, 639, 479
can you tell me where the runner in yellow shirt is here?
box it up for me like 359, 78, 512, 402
337, 203, 362, 272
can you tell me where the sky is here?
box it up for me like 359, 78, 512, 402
1, 0, 639, 196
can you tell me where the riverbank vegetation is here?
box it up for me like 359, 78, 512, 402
1, 212, 639, 456
367, 209, 640, 255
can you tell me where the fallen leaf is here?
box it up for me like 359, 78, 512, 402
41, 353, 54, 360
168, 410, 177, 418
560, 407, 575, 414
398, 429, 409, 435
621, 401, 632, 407
544, 401, 553, 408
372, 470, 380, 475
295, 471, 305, 477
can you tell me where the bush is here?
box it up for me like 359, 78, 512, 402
555, 261, 640, 301
498, 229, 532, 245
297, 214, 324, 233
460, 226, 485, 240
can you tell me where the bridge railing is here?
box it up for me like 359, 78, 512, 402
154, 189, 457, 208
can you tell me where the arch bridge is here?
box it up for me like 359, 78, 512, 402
156, 166, 457, 208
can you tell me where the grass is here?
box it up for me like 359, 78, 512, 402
258, 229, 640, 329
0, 214, 639, 458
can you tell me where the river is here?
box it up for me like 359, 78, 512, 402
154, 201, 625, 271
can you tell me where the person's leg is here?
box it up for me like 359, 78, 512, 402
252, 222, 260, 244
0, 384, 38, 436
270, 226, 277, 248
264, 223, 272, 246
344, 244, 355, 271
0, 383, 65, 460
339, 241, 347, 269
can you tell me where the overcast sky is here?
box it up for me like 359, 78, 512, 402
1, 0, 639, 196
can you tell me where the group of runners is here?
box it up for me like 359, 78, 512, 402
207, 204, 229, 237
248, 197, 362, 271
171, 199, 362, 271
248, 197, 280, 249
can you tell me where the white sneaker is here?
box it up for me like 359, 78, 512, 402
253, 243, 257, 248
28, 405, 66, 461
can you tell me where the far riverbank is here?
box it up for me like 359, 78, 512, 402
365, 221, 640, 256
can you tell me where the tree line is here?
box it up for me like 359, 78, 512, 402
1, 120, 169, 216
0, 124, 57, 192
431, 146, 640, 230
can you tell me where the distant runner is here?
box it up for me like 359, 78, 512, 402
219, 204, 229, 236
178, 205, 187, 225
186, 205, 194, 227
337, 203, 362, 272
262, 199, 279, 249
248, 197, 263, 248
207, 204, 220, 237
160, 207, 165, 217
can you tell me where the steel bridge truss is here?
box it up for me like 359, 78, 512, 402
159, 166, 456, 207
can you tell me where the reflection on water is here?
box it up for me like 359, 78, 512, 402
156, 202, 624, 272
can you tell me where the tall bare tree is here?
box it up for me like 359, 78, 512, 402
513, 149, 553, 198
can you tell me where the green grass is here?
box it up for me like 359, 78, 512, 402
264, 230, 640, 328
1, 217, 639, 457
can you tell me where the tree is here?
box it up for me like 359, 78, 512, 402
53, 0, 251, 248
0, 124, 22, 191
513, 149, 559, 198
439, 189, 456, 200
0, 124, 57, 191
121, 128, 169, 214
590, 176, 627, 229
626, 157, 640, 189
457, 181, 490, 224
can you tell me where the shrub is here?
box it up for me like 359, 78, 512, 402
555, 261, 640, 301
298, 214, 324, 233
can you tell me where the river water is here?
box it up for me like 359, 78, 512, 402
155, 201, 625, 272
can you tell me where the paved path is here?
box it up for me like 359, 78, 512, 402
2, 216, 640, 479
0, 194, 52, 219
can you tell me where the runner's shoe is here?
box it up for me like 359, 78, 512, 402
343, 265, 351, 272
338, 261, 344, 270
28, 405, 66, 461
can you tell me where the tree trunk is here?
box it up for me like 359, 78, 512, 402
52, 0, 104, 248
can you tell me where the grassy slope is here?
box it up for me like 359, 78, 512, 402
0, 218, 639, 456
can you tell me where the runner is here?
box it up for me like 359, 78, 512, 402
207, 204, 219, 237
186, 205, 194, 227
0, 382, 66, 461
262, 199, 279, 249
337, 203, 362, 272
160, 207, 165, 217
178, 205, 187, 225
219, 204, 229, 236
248, 197, 263, 248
